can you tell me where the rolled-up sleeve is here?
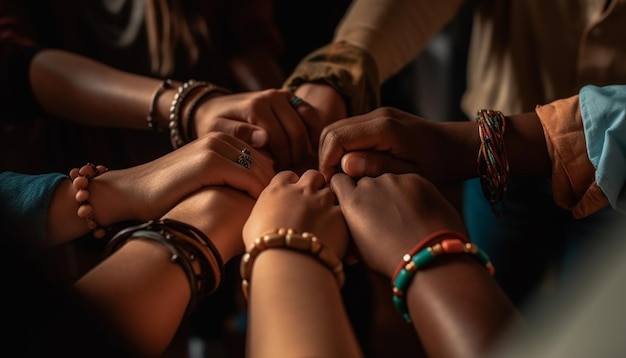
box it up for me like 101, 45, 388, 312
579, 85, 626, 215
535, 94, 608, 219
0, 171, 66, 247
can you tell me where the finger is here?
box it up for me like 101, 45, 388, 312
340, 152, 418, 178
212, 117, 269, 148
271, 94, 313, 165
318, 115, 386, 180
329, 173, 357, 201
290, 95, 322, 149
215, 132, 275, 178
271, 170, 299, 185
298, 169, 327, 189
215, 156, 269, 198
254, 106, 291, 169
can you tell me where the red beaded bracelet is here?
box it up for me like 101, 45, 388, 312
391, 229, 470, 281
69, 163, 109, 238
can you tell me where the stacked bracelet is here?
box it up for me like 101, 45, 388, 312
169, 80, 209, 149
475, 109, 509, 217
69, 163, 109, 239
168, 80, 231, 149
184, 83, 231, 141
147, 79, 173, 132
104, 219, 224, 317
391, 231, 495, 323
240, 228, 345, 300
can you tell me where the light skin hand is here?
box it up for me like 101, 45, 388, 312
193, 89, 315, 171
47, 132, 274, 246
329, 172, 466, 278
243, 169, 348, 257
319, 107, 479, 183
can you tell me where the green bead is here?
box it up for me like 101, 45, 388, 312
394, 268, 413, 292
412, 248, 435, 268
476, 248, 490, 266
392, 295, 409, 321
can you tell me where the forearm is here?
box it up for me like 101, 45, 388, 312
73, 239, 190, 357
439, 112, 550, 181
504, 112, 551, 176
406, 256, 521, 357
30, 49, 177, 130
161, 186, 254, 263
335, 0, 464, 82
247, 250, 362, 358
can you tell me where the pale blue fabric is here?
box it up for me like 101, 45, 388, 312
579, 84, 626, 214
0, 171, 66, 246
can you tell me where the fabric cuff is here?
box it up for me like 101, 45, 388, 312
535, 95, 609, 218
282, 41, 380, 116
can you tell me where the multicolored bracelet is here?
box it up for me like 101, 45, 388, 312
240, 228, 345, 300
69, 163, 109, 238
391, 231, 495, 323
475, 109, 509, 217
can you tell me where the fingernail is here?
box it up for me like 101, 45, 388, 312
342, 154, 366, 176
251, 130, 268, 147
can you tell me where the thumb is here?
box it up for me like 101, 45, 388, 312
340, 151, 418, 178
329, 173, 356, 202
217, 119, 268, 148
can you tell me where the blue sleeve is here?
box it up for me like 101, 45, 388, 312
579, 84, 626, 215
0, 171, 67, 246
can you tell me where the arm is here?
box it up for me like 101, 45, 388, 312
45, 133, 274, 246
73, 185, 256, 357
330, 172, 521, 357
318, 107, 550, 182
242, 170, 362, 357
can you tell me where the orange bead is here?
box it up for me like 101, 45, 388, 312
441, 239, 465, 254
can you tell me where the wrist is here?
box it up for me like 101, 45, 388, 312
294, 82, 347, 126
439, 120, 481, 180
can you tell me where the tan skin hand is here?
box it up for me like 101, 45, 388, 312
47, 132, 274, 246
243, 169, 348, 257
330, 172, 466, 277
193, 89, 315, 171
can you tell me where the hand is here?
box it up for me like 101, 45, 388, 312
193, 89, 315, 170
243, 169, 348, 258
93, 132, 274, 225
319, 107, 479, 183
330, 172, 466, 278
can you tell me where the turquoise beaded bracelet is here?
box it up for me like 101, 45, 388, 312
391, 238, 495, 323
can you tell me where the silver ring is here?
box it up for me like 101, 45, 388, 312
290, 96, 303, 109
237, 148, 253, 169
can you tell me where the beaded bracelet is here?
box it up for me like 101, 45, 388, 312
475, 109, 509, 217
391, 233, 495, 323
169, 80, 209, 149
104, 219, 224, 317
147, 79, 173, 132
69, 163, 109, 238
240, 228, 345, 300
391, 229, 470, 280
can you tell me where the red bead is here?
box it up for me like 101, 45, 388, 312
441, 239, 465, 254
